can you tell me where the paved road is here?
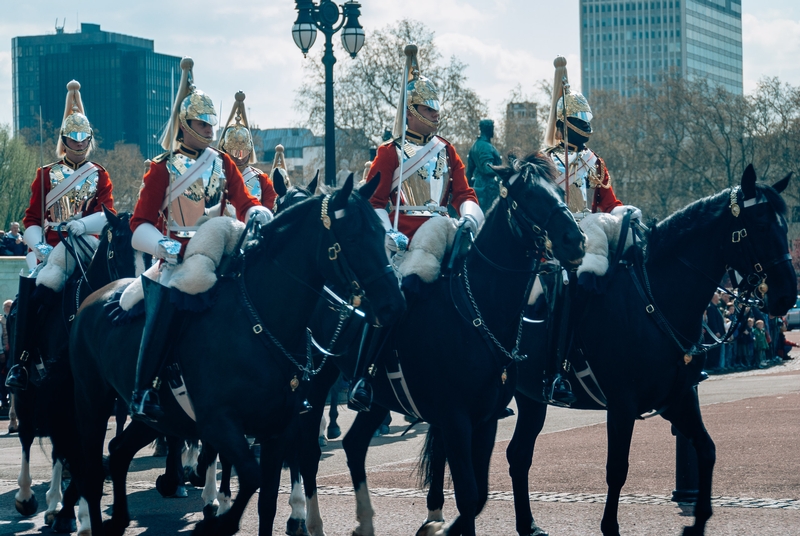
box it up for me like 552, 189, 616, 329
1, 347, 798, 534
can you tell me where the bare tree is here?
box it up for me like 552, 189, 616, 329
294, 19, 487, 163
92, 143, 148, 213
0, 125, 38, 230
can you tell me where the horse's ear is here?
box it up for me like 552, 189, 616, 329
331, 173, 354, 211
358, 171, 380, 200
772, 172, 792, 194
273, 169, 287, 197
741, 164, 757, 199
315, 171, 325, 195
307, 170, 319, 195
102, 204, 119, 227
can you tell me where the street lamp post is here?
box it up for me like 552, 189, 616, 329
292, 0, 365, 186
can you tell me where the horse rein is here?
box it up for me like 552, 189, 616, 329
628, 186, 789, 362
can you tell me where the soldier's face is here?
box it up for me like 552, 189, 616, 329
63, 136, 90, 160
407, 105, 439, 136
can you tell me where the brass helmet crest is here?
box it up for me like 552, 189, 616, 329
57, 80, 94, 158
160, 57, 218, 151
392, 44, 440, 138
218, 91, 255, 164
545, 56, 594, 147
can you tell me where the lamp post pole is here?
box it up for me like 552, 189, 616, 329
293, 0, 365, 186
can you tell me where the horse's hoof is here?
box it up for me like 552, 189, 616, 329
529, 523, 549, 536
44, 509, 60, 526
202, 503, 218, 519
415, 520, 446, 536
171, 485, 188, 498
103, 516, 130, 536
15, 495, 38, 517
155, 474, 178, 498
286, 517, 310, 536
53, 515, 78, 533
193, 517, 230, 536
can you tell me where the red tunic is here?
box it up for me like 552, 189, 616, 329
256, 171, 278, 211
367, 136, 478, 240
590, 156, 622, 213
130, 148, 259, 249
23, 160, 115, 247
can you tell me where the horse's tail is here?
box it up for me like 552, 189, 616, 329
416, 425, 445, 489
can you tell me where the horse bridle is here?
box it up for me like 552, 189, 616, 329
234, 195, 393, 384
723, 186, 792, 299
630, 185, 791, 361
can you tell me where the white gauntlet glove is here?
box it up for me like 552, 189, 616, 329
385, 229, 409, 254
246, 206, 274, 226
156, 238, 181, 265
23, 225, 53, 262
66, 211, 108, 236
610, 205, 642, 221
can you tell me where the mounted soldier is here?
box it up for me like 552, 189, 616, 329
539, 56, 640, 406
218, 91, 278, 212
348, 44, 483, 412
6, 80, 114, 390
129, 58, 272, 421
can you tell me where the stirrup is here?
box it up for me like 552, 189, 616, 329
5, 365, 29, 390
347, 378, 373, 412
130, 389, 164, 422
546, 375, 577, 408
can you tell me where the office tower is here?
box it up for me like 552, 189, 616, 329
580, 0, 743, 97
13, 22, 181, 159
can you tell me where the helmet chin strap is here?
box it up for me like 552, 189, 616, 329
179, 116, 214, 146
408, 105, 438, 130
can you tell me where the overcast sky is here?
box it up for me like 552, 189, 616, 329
1, 0, 799, 133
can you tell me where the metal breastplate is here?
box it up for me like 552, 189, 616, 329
166, 153, 225, 237
242, 167, 262, 198
48, 164, 99, 224
396, 139, 450, 216
549, 148, 599, 214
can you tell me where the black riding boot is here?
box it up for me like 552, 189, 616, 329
130, 277, 176, 422
5, 276, 39, 390
541, 270, 577, 408
347, 325, 388, 412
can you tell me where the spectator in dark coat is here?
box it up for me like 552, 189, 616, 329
704, 292, 725, 371
3, 222, 26, 256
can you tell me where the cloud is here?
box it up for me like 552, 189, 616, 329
741, 13, 800, 92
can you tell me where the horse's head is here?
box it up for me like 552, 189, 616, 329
273, 169, 320, 215
492, 153, 586, 267
727, 165, 796, 316
88, 206, 139, 284
314, 172, 406, 327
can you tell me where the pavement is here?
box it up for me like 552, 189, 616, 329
1, 333, 799, 535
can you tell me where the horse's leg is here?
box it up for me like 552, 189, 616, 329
437, 417, 480, 536
217, 453, 233, 516
257, 436, 289, 536
183, 439, 201, 483
43, 458, 64, 526
14, 426, 38, 516
52, 473, 81, 533
506, 393, 549, 536
342, 406, 391, 536
104, 419, 160, 536
195, 445, 221, 518
424, 426, 447, 524
192, 421, 260, 536
471, 418, 498, 517
599, 409, 636, 536
114, 397, 127, 438
300, 368, 339, 536
662, 389, 716, 536
286, 460, 309, 536
155, 436, 188, 498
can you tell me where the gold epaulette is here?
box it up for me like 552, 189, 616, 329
151, 151, 171, 164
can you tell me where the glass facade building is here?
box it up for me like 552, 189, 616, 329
580, 0, 743, 98
12, 23, 180, 159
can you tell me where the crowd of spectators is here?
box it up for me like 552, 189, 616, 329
703, 290, 795, 373
0, 222, 27, 257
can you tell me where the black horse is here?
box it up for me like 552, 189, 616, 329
69, 174, 405, 536
424, 165, 797, 536
291, 153, 586, 536
9, 207, 138, 534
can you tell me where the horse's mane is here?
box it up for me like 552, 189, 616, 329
646, 184, 786, 261
516, 151, 559, 187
